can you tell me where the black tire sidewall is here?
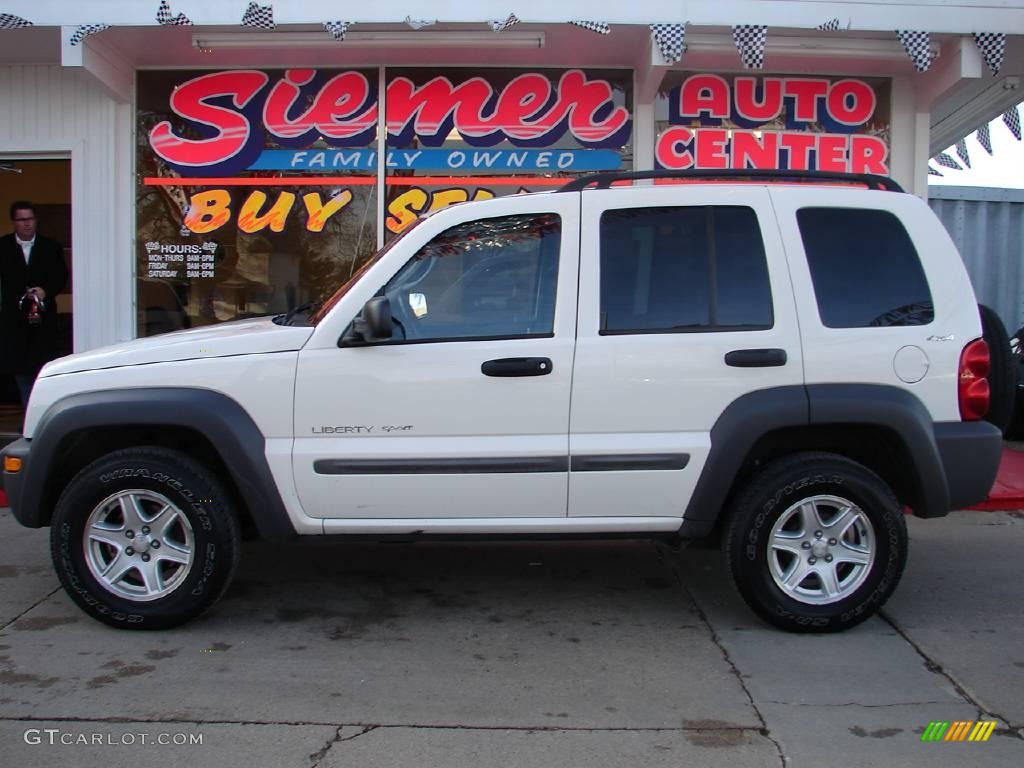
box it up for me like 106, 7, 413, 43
727, 459, 907, 632
979, 304, 1016, 434
51, 449, 239, 629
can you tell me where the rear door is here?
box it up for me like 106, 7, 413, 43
769, 188, 961, 421
569, 185, 804, 519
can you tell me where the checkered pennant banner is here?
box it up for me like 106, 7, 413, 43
156, 1, 191, 26
733, 25, 768, 69
817, 18, 841, 32
933, 152, 962, 170
405, 17, 435, 30
242, 2, 274, 30
897, 30, 936, 72
489, 14, 520, 33
1004, 105, 1022, 141
323, 21, 350, 41
928, 165, 943, 177
976, 122, 993, 154
69, 24, 110, 46
954, 139, 971, 168
973, 33, 1006, 76
570, 21, 611, 35
0, 13, 32, 29
650, 24, 686, 64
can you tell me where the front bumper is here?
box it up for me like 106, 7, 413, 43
1, 438, 36, 526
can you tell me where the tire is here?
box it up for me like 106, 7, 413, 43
1005, 325, 1024, 440
979, 304, 1016, 435
50, 447, 241, 630
723, 452, 907, 633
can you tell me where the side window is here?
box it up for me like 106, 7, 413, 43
599, 206, 772, 334
796, 208, 934, 328
381, 213, 560, 342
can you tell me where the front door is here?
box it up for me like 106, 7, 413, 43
293, 192, 580, 519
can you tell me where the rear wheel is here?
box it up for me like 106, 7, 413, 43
50, 447, 240, 629
1006, 325, 1024, 439
724, 453, 907, 633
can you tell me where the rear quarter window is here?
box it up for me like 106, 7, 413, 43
796, 207, 934, 328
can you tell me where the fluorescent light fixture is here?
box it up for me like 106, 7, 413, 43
931, 76, 1021, 154
684, 34, 939, 61
192, 30, 545, 50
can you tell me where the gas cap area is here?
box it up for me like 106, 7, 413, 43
893, 345, 930, 383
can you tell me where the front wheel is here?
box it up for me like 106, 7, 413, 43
723, 453, 907, 633
50, 447, 241, 629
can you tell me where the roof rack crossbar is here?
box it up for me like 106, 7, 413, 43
558, 169, 904, 193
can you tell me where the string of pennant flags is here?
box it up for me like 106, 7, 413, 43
928, 103, 1023, 176
0, 5, 1011, 82
6, 2, 1019, 179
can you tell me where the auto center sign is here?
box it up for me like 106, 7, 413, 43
656, 75, 890, 174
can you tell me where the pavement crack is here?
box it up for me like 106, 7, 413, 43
879, 609, 1024, 741
0, 586, 61, 633
309, 725, 377, 767
0, 716, 772, 734
760, 700, 943, 708
655, 544, 787, 768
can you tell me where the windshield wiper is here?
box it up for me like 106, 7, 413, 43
274, 302, 320, 326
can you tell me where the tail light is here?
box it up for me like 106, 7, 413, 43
958, 339, 990, 421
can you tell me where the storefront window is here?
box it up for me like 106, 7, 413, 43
136, 69, 378, 335
383, 68, 633, 241
654, 73, 891, 175
135, 67, 632, 336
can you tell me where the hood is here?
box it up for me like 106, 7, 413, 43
41, 317, 314, 377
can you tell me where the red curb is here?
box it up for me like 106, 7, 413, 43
968, 446, 1024, 511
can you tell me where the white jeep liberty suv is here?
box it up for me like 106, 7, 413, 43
1, 170, 1002, 632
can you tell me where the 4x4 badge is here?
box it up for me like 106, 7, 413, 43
927, 334, 955, 342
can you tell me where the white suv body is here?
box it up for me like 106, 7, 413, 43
2, 174, 1002, 632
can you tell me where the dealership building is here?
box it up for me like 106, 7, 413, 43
0, 0, 1022, 361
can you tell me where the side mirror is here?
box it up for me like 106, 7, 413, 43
341, 296, 393, 346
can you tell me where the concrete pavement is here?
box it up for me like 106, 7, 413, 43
0, 508, 1021, 767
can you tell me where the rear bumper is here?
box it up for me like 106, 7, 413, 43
933, 421, 1002, 512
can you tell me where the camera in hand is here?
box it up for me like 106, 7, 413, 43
19, 290, 45, 326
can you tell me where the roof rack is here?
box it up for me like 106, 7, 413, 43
558, 169, 905, 193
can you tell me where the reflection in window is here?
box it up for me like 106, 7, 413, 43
381, 213, 561, 342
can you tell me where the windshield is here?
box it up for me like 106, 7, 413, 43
308, 215, 429, 326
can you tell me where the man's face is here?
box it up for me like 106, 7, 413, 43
12, 208, 37, 241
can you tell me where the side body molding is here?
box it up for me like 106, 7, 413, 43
8, 388, 295, 539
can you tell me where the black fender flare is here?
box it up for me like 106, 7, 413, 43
679, 384, 983, 537
8, 388, 296, 539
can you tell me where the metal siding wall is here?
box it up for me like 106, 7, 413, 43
0, 64, 131, 351
929, 189, 1024, 336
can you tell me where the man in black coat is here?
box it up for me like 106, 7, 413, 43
0, 201, 69, 406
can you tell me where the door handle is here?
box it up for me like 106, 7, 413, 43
481, 357, 553, 377
724, 348, 788, 367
